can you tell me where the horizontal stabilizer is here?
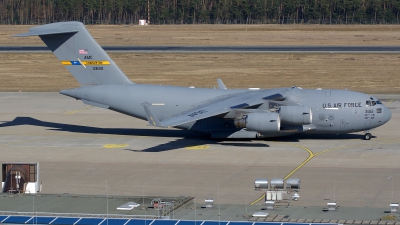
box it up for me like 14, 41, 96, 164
15, 27, 78, 37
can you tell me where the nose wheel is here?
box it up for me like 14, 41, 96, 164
364, 133, 372, 140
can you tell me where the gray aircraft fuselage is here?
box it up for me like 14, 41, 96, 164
61, 84, 391, 138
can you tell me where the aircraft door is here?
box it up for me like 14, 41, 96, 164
325, 91, 331, 97
365, 121, 371, 128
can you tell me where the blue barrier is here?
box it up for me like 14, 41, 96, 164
75, 218, 105, 225
52, 217, 80, 225
0, 215, 339, 225
27, 217, 56, 224
2, 216, 31, 224
129, 219, 154, 225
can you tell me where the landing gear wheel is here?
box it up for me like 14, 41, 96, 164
364, 133, 372, 140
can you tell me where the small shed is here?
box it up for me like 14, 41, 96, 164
139, 20, 147, 26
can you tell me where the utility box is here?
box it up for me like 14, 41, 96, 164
327, 202, 337, 211
204, 199, 214, 208
2, 162, 40, 194
255, 179, 268, 190
266, 190, 287, 201
286, 178, 301, 192
151, 198, 162, 210
270, 178, 284, 190
264, 201, 275, 209
390, 203, 399, 213
292, 193, 300, 201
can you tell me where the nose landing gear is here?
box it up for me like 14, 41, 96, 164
364, 132, 372, 140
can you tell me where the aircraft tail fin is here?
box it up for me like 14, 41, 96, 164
15, 21, 133, 86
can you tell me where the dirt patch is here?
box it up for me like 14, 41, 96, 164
1, 52, 399, 94
3, 24, 400, 46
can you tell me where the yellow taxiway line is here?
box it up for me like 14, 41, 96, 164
185, 145, 210, 150
103, 144, 129, 148
283, 144, 315, 180
250, 193, 266, 206
64, 106, 93, 115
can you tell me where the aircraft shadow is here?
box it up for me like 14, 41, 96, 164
220, 142, 270, 147
0, 117, 365, 152
0, 116, 199, 138
271, 133, 365, 141
124, 138, 218, 152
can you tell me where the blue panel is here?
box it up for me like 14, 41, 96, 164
202, 221, 228, 225
3, 216, 32, 224
280, 224, 307, 225
0, 216, 9, 223
254, 222, 280, 225
26, 217, 56, 224
51, 217, 80, 225
228, 222, 253, 225
125, 219, 154, 225
76, 218, 104, 225
99, 219, 129, 225
151, 220, 178, 225
176, 221, 201, 225
312, 224, 337, 225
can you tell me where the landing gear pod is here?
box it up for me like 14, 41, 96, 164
234, 113, 280, 133
279, 105, 312, 125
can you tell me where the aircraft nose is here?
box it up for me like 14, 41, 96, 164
383, 107, 392, 123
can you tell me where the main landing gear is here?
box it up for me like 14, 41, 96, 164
364, 132, 372, 140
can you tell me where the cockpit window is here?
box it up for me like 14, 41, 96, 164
366, 100, 378, 106
376, 101, 382, 104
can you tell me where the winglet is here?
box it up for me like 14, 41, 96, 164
217, 79, 227, 90
143, 105, 167, 128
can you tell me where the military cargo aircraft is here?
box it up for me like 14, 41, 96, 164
16, 22, 391, 140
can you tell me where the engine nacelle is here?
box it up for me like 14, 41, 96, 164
279, 105, 312, 125
234, 113, 280, 133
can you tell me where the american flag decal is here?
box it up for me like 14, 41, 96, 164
79, 49, 88, 54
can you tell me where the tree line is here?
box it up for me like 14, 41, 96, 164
1, 0, 400, 25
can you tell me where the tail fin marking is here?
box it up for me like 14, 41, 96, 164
16, 21, 133, 86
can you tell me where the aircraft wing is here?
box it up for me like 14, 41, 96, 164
144, 91, 284, 128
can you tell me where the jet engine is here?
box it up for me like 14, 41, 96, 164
279, 105, 312, 125
234, 113, 280, 133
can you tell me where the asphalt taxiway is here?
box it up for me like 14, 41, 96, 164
0, 92, 400, 221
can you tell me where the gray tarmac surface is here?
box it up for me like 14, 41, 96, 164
0, 92, 400, 220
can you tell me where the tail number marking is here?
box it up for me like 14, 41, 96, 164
93, 67, 103, 70
61, 60, 111, 66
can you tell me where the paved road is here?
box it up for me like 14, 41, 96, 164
2, 45, 400, 53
